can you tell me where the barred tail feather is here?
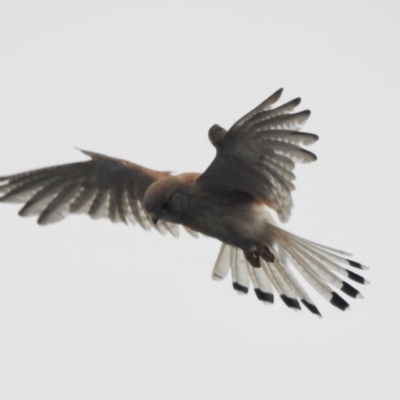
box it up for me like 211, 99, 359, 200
211, 227, 367, 316
251, 262, 274, 303
211, 243, 231, 281
212, 245, 274, 303
271, 225, 367, 312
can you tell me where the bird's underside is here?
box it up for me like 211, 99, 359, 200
0, 88, 368, 316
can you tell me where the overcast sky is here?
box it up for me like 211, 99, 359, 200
1, 1, 399, 399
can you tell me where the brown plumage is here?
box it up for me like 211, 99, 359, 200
0, 89, 368, 316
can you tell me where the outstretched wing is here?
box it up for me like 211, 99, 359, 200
0, 149, 180, 236
199, 89, 318, 222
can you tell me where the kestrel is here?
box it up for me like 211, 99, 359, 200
0, 89, 368, 316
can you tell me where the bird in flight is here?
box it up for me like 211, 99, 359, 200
0, 89, 368, 316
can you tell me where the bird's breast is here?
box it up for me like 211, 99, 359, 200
181, 190, 276, 248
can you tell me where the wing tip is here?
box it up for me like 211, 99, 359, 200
76, 148, 108, 160
269, 88, 284, 104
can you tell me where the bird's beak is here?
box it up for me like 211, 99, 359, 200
150, 212, 159, 225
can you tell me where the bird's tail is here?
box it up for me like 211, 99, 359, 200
211, 225, 368, 316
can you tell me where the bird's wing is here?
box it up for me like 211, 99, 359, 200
199, 89, 318, 222
0, 149, 184, 237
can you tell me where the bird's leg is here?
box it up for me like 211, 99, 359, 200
244, 249, 261, 268
258, 245, 275, 263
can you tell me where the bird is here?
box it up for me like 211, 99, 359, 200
0, 88, 368, 316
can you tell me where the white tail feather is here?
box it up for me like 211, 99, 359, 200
211, 225, 366, 315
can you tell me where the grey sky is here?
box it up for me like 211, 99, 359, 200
1, 1, 399, 399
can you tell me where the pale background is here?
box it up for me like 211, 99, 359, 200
1, 1, 399, 399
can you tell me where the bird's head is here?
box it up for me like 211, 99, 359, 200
143, 175, 191, 224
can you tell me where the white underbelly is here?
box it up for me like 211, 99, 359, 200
191, 202, 278, 248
